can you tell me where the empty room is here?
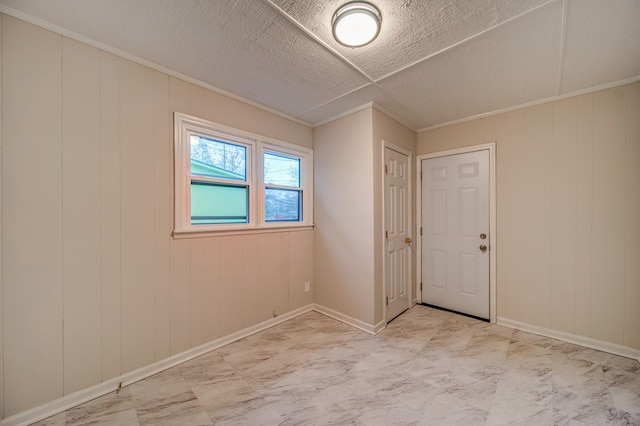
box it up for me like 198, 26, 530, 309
0, 0, 639, 425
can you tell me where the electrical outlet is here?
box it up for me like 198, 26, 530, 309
304, 282, 311, 292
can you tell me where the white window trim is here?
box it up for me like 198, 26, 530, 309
173, 112, 313, 238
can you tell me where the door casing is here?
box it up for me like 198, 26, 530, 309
416, 143, 497, 323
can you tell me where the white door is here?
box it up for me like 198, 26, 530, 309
421, 150, 489, 319
385, 147, 411, 322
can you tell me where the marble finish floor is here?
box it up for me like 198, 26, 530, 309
34, 306, 640, 425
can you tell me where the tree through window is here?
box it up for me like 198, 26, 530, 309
264, 152, 301, 222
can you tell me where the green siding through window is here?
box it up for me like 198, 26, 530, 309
191, 182, 248, 224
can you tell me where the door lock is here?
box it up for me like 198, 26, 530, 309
480, 233, 487, 240
479, 244, 487, 252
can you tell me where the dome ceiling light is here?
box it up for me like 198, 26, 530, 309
332, 2, 381, 48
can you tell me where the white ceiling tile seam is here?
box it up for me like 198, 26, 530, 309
371, 0, 561, 84
296, 82, 375, 118
554, 0, 570, 96
293, 77, 422, 130
261, 0, 379, 84
350, 79, 426, 130
298, 80, 422, 130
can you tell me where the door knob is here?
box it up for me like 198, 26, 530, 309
405, 237, 413, 244
479, 244, 487, 252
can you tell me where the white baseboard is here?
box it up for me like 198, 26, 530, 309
312, 304, 385, 335
497, 317, 640, 363
1, 304, 314, 426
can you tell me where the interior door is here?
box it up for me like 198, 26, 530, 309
385, 147, 411, 322
421, 150, 489, 319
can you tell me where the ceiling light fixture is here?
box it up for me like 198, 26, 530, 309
332, 1, 381, 48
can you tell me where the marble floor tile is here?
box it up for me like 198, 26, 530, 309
284, 396, 360, 426
552, 380, 615, 425
64, 388, 137, 426
130, 379, 212, 426
419, 392, 489, 426
30, 412, 66, 426
31, 307, 640, 426
68, 409, 140, 426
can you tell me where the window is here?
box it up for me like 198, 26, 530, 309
174, 113, 313, 236
190, 136, 249, 225
264, 151, 302, 222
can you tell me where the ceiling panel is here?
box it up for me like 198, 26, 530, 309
378, 0, 563, 128
270, 0, 552, 80
560, 0, 640, 94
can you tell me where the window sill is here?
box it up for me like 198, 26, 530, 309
172, 224, 315, 239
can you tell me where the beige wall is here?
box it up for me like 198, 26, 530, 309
417, 82, 640, 351
313, 107, 416, 327
0, 15, 313, 419
372, 109, 417, 323
313, 109, 375, 324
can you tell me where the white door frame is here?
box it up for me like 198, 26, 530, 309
416, 142, 497, 323
382, 141, 413, 322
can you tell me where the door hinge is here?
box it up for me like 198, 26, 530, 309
385, 230, 388, 239
384, 164, 388, 174
420, 227, 422, 236
386, 296, 389, 306
420, 282, 423, 291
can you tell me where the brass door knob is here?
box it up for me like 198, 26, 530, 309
405, 237, 413, 244
479, 244, 487, 252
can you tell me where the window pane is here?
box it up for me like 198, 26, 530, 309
265, 188, 301, 222
264, 152, 300, 187
190, 135, 246, 180
191, 181, 248, 224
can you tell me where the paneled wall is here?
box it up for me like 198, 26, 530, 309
0, 15, 313, 419
417, 82, 640, 352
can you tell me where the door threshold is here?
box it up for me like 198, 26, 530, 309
418, 303, 489, 323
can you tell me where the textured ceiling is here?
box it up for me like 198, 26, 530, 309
1, 0, 639, 129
